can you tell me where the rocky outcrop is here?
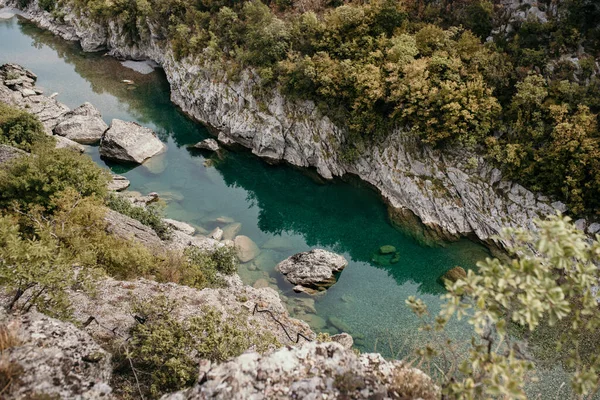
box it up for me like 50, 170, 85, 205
0, 63, 91, 153
107, 174, 130, 191
277, 249, 347, 294
162, 341, 439, 400
0, 143, 25, 164
53, 102, 108, 144
0, 309, 113, 399
193, 138, 220, 152
2, 1, 567, 246
99, 119, 166, 164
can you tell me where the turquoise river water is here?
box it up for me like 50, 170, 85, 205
0, 15, 576, 397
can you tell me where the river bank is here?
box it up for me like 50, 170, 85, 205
0, 0, 574, 248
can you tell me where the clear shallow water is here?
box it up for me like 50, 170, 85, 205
1, 16, 575, 395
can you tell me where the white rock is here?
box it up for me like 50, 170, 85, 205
99, 119, 166, 164
164, 218, 196, 235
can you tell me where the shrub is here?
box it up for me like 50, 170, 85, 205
407, 214, 600, 398
105, 194, 171, 240
0, 147, 109, 212
0, 103, 53, 152
126, 297, 279, 397
0, 214, 76, 318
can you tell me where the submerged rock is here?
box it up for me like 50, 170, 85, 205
222, 222, 242, 240
99, 119, 166, 164
234, 235, 260, 262
277, 249, 348, 293
53, 102, 108, 144
163, 341, 439, 400
379, 245, 396, 254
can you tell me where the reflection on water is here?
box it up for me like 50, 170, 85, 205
0, 16, 491, 355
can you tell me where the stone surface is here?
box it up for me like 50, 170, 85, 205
222, 222, 242, 240
53, 102, 108, 144
209, 226, 224, 240
107, 174, 130, 191
0, 310, 113, 399
163, 218, 196, 235
277, 249, 347, 292
193, 138, 219, 151
104, 208, 164, 250
330, 333, 354, 350
234, 235, 260, 262
162, 341, 439, 400
54, 134, 86, 152
99, 119, 166, 164
0, 143, 25, 164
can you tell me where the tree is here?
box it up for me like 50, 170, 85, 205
408, 214, 600, 398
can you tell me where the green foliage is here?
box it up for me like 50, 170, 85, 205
407, 215, 600, 398
0, 103, 53, 152
127, 297, 279, 396
0, 214, 75, 318
105, 194, 171, 240
38, 0, 56, 12
0, 147, 109, 212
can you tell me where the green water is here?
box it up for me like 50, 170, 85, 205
0, 15, 576, 396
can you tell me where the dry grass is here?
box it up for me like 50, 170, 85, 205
0, 321, 21, 353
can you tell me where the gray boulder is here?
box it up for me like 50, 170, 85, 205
99, 119, 166, 164
107, 174, 130, 191
1, 310, 112, 399
162, 341, 439, 400
0, 144, 25, 165
53, 135, 86, 152
53, 102, 108, 144
277, 249, 347, 293
193, 138, 219, 152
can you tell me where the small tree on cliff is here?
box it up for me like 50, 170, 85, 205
408, 214, 600, 399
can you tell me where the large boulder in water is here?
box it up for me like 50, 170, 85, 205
276, 249, 347, 293
53, 102, 108, 144
99, 119, 166, 164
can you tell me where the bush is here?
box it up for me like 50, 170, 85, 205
0, 103, 53, 152
105, 194, 171, 240
0, 147, 109, 212
0, 214, 76, 318
125, 297, 278, 397
407, 214, 600, 398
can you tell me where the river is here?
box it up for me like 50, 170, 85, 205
0, 13, 574, 397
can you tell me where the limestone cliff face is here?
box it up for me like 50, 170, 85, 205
2, 0, 566, 245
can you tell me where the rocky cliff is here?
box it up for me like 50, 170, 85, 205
0, 0, 573, 247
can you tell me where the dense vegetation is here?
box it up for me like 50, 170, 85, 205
51, 0, 600, 215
